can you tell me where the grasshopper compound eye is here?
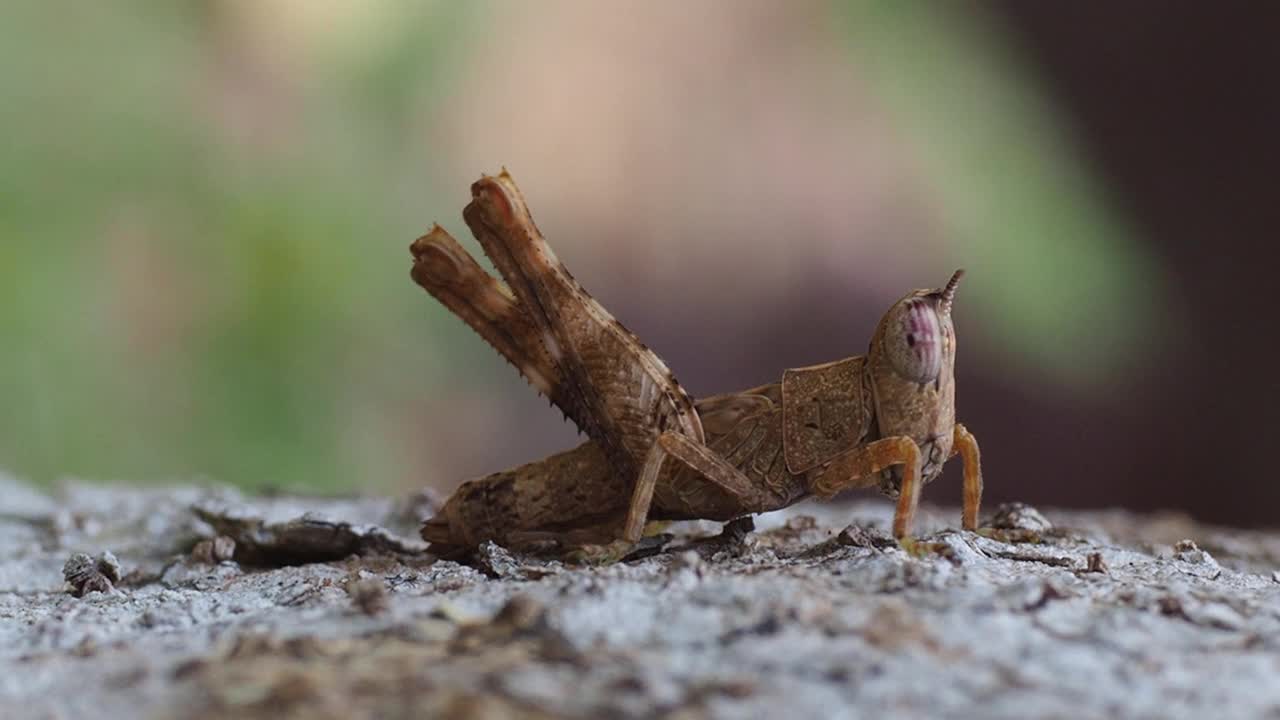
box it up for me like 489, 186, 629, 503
880, 271, 961, 384
884, 296, 944, 383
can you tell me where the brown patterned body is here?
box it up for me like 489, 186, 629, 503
413, 170, 983, 556
423, 384, 808, 549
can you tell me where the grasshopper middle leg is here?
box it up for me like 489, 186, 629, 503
811, 437, 924, 539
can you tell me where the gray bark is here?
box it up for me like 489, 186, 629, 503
1, 471, 1278, 720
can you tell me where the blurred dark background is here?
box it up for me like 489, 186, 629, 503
1, 2, 1276, 526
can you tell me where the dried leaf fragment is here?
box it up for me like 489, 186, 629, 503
192, 504, 425, 567
989, 502, 1053, 533
191, 535, 237, 564
63, 551, 121, 597
1085, 552, 1109, 574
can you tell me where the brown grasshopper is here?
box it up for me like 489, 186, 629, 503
411, 170, 982, 561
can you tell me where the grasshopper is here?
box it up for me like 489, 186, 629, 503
411, 170, 982, 561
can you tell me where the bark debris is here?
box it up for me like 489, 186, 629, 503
2, 473, 1279, 719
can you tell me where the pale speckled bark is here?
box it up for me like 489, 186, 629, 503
2, 472, 1279, 720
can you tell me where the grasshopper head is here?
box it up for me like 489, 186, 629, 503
873, 270, 963, 384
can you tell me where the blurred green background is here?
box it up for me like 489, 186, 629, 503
1, 1, 1163, 499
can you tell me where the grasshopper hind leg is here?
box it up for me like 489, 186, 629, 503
410, 225, 562, 400
568, 431, 786, 565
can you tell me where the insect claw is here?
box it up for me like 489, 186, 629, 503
899, 535, 955, 560
565, 539, 635, 566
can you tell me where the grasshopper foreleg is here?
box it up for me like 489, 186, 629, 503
813, 425, 983, 545
952, 423, 982, 531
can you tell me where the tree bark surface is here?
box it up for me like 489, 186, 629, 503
2, 473, 1278, 719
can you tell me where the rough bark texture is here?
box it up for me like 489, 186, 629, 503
2, 472, 1279, 720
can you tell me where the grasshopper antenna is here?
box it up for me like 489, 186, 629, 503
939, 269, 964, 313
